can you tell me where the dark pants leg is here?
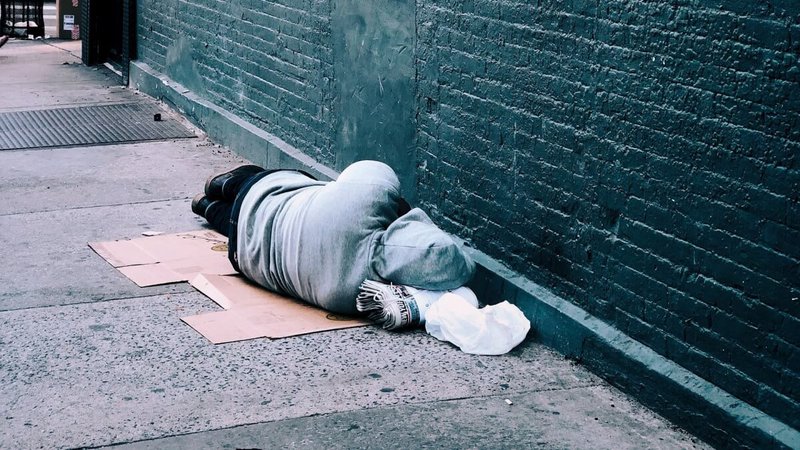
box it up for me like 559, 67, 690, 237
204, 170, 264, 236
200, 170, 264, 236
204, 201, 233, 237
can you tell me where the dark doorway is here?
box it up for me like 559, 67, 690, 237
81, 0, 135, 84
97, 0, 123, 67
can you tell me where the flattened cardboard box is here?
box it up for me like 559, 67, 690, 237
90, 231, 368, 343
89, 230, 236, 287
184, 274, 367, 344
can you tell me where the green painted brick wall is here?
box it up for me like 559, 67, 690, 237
135, 0, 799, 433
135, 0, 417, 193
415, 0, 799, 430
136, 0, 336, 166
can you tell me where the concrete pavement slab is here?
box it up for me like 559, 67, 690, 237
0, 40, 136, 112
112, 386, 706, 450
0, 141, 249, 311
2, 293, 607, 449
0, 141, 237, 216
0, 199, 196, 311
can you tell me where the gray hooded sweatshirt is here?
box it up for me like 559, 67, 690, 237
236, 160, 475, 315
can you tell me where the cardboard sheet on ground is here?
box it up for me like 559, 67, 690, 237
183, 274, 368, 344
89, 230, 236, 286
90, 231, 368, 343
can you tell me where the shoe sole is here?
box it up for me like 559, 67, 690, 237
191, 193, 208, 216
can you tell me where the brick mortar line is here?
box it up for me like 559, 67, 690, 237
428, 86, 797, 203
426, 113, 793, 233
199, 65, 321, 117
234, 40, 326, 75
606, 272, 798, 357
246, 8, 327, 36
428, 4, 799, 61
426, 22, 798, 89
431, 81, 798, 165
226, 29, 331, 59
463, 0, 794, 24
432, 65, 799, 149
435, 25, 796, 105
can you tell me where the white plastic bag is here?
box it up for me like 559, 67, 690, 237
407, 285, 478, 323
425, 294, 531, 355
356, 280, 478, 330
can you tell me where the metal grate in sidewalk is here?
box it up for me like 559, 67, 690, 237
0, 103, 196, 150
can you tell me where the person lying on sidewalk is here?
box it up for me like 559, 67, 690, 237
191, 160, 476, 329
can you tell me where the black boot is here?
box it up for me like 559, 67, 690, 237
204, 165, 264, 201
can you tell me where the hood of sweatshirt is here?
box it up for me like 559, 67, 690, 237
371, 207, 475, 291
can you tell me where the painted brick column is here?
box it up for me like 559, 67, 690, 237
80, 0, 92, 65
331, 0, 417, 200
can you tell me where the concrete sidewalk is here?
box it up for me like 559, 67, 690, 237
0, 39, 707, 449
